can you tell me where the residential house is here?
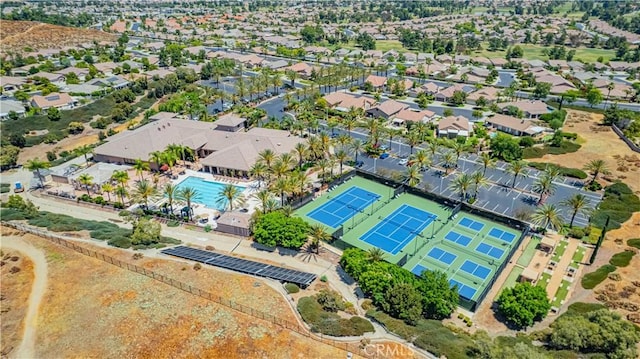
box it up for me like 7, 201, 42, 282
286, 62, 316, 78
89, 75, 130, 89
390, 109, 436, 127
322, 92, 376, 112
0, 99, 27, 120
364, 74, 387, 90
434, 83, 467, 103
0, 76, 27, 93
467, 87, 500, 105
366, 99, 408, 120
30, 93, 77, 110
214, 113, 247, 132
55, 67, 90, 82
485, 114, 544, 136
437, 116, 472, 138
498, 100, 550, 119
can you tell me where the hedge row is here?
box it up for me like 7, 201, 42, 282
523, 141, 581, 159
527, 162, 588, 179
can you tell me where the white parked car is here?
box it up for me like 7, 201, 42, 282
399, 158, 409, 166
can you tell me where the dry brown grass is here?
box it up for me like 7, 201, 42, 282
0, 248, 34, 358
0, 20, 115, 54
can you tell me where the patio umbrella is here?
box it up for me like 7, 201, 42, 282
160, 164, 169, 172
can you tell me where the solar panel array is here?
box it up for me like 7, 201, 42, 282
161, 246, 317, 287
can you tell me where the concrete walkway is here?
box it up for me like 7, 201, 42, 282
544, 238, 579, 303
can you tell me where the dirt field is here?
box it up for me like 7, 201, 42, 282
530, 110, 640, 192
0, 227, 417, 359
0, 21, 115, 54
0, 249, 33, 358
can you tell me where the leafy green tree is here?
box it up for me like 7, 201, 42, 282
0, 145, 20, 169
586, 88, 603, 108
382, 282, 424, 325
418, 270, 458, 320
490, 134, 522, 161
533, 82, 552, 99
496, 282, 550, 329
130, 218, 161, 245
252, 210, 310, 249
47, 107, 61, 121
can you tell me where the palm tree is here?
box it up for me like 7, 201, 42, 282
272, 177, 291, 206
366, 248, 385, 262
281, 205, 295, 217
163, 183, 177, 215
449, 173, 473, 201
250, 162, 268, 187
289, 170, 310, 199
406, 131, 421, 155
25, 158, 50, 188
101, 183, 114, 202
306, 136, 323, 161
149, 151, 165, 170
531, 204, 563, 232
561, 194, 589, 228
133, 159, 150, 181
343, 114, 358, 136
294, 142, 308, 169
350, 139, 363, 163
162, 150, 179, 175
115, 185, 129, 205
404, 165, 422, 187
315, 157, 330, 183
470, 171, 489, 199
74, 144, 93, 167
133, 180, 157, 210
479, 152, 496, 175
217, 183, 243, 211
507, 160, 528, 188
362, 117, 381, 146
411, 149, 431, 171
441, 150, 457, 175
111, 170, 129, 188
308, 224, 331, 254
258, 149, 276, 171
177, 187, 200, 221
334, 148, 349, 176
450, 141, 468, 162
584, 159, 610, 185
271, 159, 289, 179
254, 190, 273, 213
78, 173, 94, 197
532, 173, 557, 205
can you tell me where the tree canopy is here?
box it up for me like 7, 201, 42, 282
496, 282, 550, 329
252, 210, 310, 249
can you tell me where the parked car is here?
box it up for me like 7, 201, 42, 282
355, 160, 364, 167
399, 158, 409, 166
379, 153, 389, 159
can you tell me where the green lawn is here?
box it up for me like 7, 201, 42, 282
502, 266, 524, 289
537, 272, 552, 289
628, 238, 640, 250
473, 43, 616, 63
516, 236, 540, 267
581, 264, 616, 289
551, 279, 572, 308
551, 240, 568, 263
609, 250, 635, 267
570, 246, 586, 269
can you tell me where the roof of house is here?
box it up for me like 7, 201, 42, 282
215, 113, 246, 127
365, 74, 387, 87
438, 116, 470, 132
216, 211, 251, 229
467, 86, 500, 101
486, 114, 536, 134
30, 92, 75, 108
393, 109, 435, 122
0, 76, 27, 86
0, 99, 26, 115
498, 100, 549, 115
370, 99, 408, 117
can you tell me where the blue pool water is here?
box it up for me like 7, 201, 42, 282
173, 176, 246, 210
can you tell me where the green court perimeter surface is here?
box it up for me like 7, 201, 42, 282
551, 279, 572, 308
296, 176, 522, 303
537, 272, 552, 289
502, 266, 525, 290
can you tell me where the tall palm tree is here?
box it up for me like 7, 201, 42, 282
111, 170, 129, 188
163, 183, 177, 215
449, 173, 473, 201
74, 144, 93, 167
133, 159, 150, 181
404, 165, 422, 187
411, 149, 431, 171
78, 173, 94, 197
479, 152, 496, 175
289, 170, 310, 198
441, 150, 457, 175
315, 158, 330, 183
149, 151, 165, 170
366, 248, 385, 262
271, 159, 289, 179
162, 150, 179, 175
426, 140, 440, 157
294, 142, 308, 169
250, 162, 268, 187
318, 132, 331, 157
133, 180, 158, 210
531, 204, 563, 232
115, 185, 129, 205
350, 139, 363, 164
533, 173, 557, 205
306, 136, 323, 161
101, 183, 114, 202
308, 224, 331, 254
450, 141, 468, 162
25, 158, 50, 188
217, 183, 243, 211
561, 194, 589, 228
343, 114, 358, 136
583, 159, 610, 185
177, 187, 200, 221
507, 160, 528, 188
258, 149, 276, 171
470, 171, 489, 199
406, 130, 421, 155
334, 148, 349, 176
254, 190, 273, 213
362, 117, 381, 146
272, 177, 291, 206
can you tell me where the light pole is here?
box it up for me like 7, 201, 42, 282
440, 176, 444, 194
511, 196, 516, 214
373, 157, 377, 173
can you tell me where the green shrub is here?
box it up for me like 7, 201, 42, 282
627, 238, 640, 249
0, 208, 27, 220
567, 227, 586, 239
284, 283, 300, 294
581, 264, 616, 289
565, 302, 606, 315
590, 183, 640, 230
167, 220, 180, 227
586, 181, 602, 191
320, 275, 327, 282
297, 297, 374, 336
609, 250, 635, 267
79, 194, 92, 203
107, 236, 132, 248
316, 289, 345, 312
523, 141, 581, 158
528, 162, 588, 179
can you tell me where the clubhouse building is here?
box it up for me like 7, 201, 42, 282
93, 113, 304, 177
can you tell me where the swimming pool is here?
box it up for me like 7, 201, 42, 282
173, 176, 246, 210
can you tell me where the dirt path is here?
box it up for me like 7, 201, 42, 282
1, 237, 48, 359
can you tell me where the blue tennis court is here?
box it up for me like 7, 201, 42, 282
488, 228, 517, 243
460, 260, 491, 280
411, 264, 428, 276
449, 279, 477, 300
444, 230, 472, 247
307, 186, 380, 228
476, 242, 505, 259
426, 247, 457, 265
458, 217, 485, 231
360, 204, 436, 255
